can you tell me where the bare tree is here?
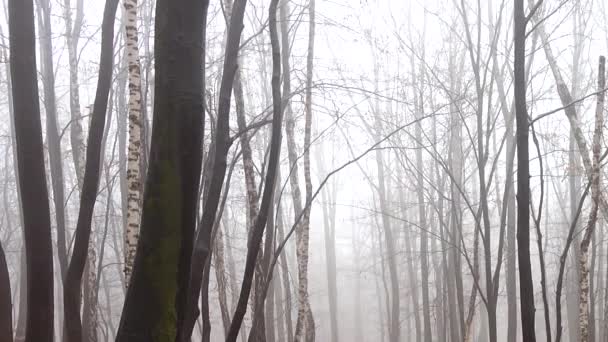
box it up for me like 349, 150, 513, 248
514, 0, 537, 340
579, 55, 605, 342
8, 0, 55, 339
123, 0, 145, 285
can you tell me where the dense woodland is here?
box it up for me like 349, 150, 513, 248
0, 0, 607, 341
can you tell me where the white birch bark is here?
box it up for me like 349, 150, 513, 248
123, 0, 143, 284
579, 56, 605, 342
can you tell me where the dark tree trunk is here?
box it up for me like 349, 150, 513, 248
116, 0, 207, 339
62, 0, 119, 340
8, 0, 55, 340
514, 0, 536, 340
226, 0, 283, 338
179, 0, 244, 339
35, 0, 69, 279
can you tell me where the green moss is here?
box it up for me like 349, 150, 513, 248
142, 134, 183, 342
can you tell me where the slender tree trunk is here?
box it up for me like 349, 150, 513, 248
579, 55, 605, 342
180, 0, 243, 338
300, 0, 316, 339
116, 19, 129, 292
514, 1, 536, 340
123, 0, 144, 285
227, 0, 266, 333
63, 0, 119, 340
317, 158, 339, 342
226, 0, 283, 337
8, 0, 55, 339
412, 56, 433, 342
36, 0, 69, 280
277, 1, 316, 340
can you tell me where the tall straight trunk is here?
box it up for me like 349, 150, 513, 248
412, 53, 432, 342
116, 20, 129, 291
278, 1, 315, 340
180, 0, 243, 338
36, 0, 69, 279
8, 0, 55, 339
579, 56, 605, 342
123, 0, 144, 285
447, 45, 465, 342
226, 0, 283, 338
298, 0, 316, 339
566, 8, 584, 338
514, 0, 536, 340
63, 0, 119, 340
116, 0, 207, 338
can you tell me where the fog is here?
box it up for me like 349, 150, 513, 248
0, 0, 607, 341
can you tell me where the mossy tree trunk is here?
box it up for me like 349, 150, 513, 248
116, 0, 207, 340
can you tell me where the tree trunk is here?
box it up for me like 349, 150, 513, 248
226, 0, 283, 338
579, 55, 605, 342
36, 0, 69, 280
278, 1, 316, 340
317, 153, 339, 342
228, 0, 266, 332
116, 0, 207, 338
63, 0, 119, 340
123, 0, 144, 285
412, 53, 433, 342
514, 0, 536, 340
8, 0, 55, 339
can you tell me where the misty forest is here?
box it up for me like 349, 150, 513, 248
1, 0, 608, 341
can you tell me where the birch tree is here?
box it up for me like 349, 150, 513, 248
123, 0, 144, 284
